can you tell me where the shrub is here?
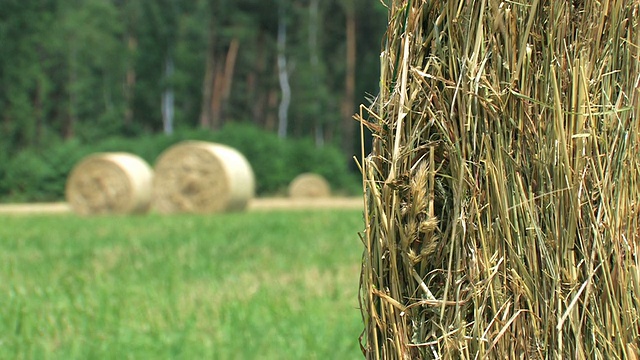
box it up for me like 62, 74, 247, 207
2, 140, 89, 202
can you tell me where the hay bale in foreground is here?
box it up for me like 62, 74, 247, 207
358, 1, 640, 359
288, 173, 331, 198
65, 153, 153, 215
153, 141, 254, 213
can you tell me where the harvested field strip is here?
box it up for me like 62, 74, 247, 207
0, 197, 363, 215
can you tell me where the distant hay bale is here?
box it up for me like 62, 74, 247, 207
152, 141, 255, 214
65, 153, 153, 215
288, 173, 331, 198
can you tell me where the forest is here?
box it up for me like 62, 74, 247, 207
0, 0, 388, 200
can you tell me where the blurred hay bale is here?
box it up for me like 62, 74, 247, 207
65, 153, 153, 215
288, 173, 331, 198
153, 141, 254, 214
358, 1, 640, 359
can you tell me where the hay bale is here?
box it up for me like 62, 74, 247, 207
288, 173, 331, 198
358, 1, 640, 358
65, 153, 153, 215
152, 141, 254, 213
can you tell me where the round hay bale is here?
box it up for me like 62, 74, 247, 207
152, 141, 255, 214
65, 153, 153, 215
288, 173, 331, 198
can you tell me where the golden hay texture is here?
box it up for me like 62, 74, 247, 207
288, 173, 331, 198
357, 1, 639, 359
65, 153, 153, 215
152, 141, 255, 214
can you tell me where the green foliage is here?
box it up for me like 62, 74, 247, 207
0, 210, 363, 359
208, 123, 293, 194
0, 124, 360, 202
0, 0, 387, 155
4, 151, 58, 202
2, 141, 88, 202
287, 137, 360, 194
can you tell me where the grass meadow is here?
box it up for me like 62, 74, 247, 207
0, 209, 365, 359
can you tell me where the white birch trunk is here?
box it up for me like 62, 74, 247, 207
277, 5, 291, 139
162, 55, 175, 135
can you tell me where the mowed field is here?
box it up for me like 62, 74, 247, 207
0, 208, 365, 359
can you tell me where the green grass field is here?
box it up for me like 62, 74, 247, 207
0, 209, 365, 359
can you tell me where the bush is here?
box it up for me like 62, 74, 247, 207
208, 123, 293, 195
286, 137, 361, 195
0, 123, 361, 202
2, 140, 89, 202
207, 123, 361, 195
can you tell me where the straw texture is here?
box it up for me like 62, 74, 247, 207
153, 141, 255, 214
358, 1, 640, 358
288, 173, 331, 198
65, 153, 153, 215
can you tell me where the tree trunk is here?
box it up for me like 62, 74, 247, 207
66, 43, 78, 140
210, 38, 240, 129
221, 38, 239, 117
210, 61, 224, 129
250, 32, 267, 127
309, 0, 324, 147
277, 4, 291, 139
341, 5, 357, 158
200, 23, 216, 129
124, 34, 137, 127
34, 76, 44, 145
265, 88, 279, 132
162, 54, 174, 135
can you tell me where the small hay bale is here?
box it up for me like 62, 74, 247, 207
65, 153, 153, 215
152, 141, 255, 213
288, 173, 331, 198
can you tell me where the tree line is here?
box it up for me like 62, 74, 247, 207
0, 0, 387, 159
